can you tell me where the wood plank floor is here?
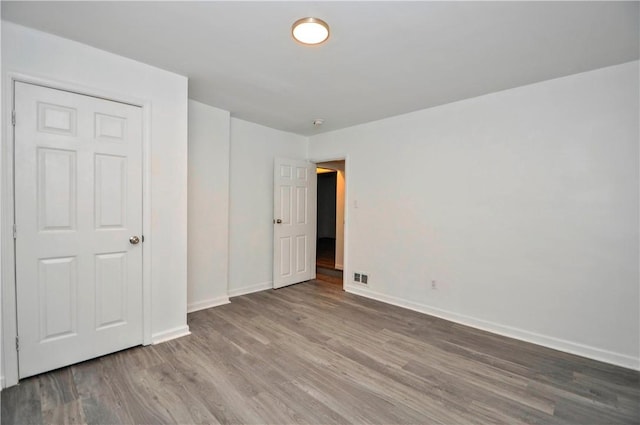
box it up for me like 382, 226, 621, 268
316, 266, 343, 286
316, 238, 336, 270
2, 279, 639, 424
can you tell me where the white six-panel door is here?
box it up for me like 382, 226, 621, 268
14, 82, 143, 378
273, 158, 316, 289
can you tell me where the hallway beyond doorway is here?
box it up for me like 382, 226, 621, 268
316, 237, 342, 285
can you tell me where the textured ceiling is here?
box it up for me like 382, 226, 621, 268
2, 1, 638, 135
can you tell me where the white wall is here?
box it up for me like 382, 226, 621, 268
187, 100, 231, 312
309, 61, 640, 370
2, 22, 189, 385
228, 118, 307, 296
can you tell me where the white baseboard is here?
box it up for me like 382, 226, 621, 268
228, 281, 272, 298
344, 284, 640, 371
151, 325, 191, 344
187, 296, 230, 313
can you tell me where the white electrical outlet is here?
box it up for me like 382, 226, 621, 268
431, 280, 437, 289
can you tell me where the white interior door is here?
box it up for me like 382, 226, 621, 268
14, 82, 143, 378
273, 158, 316, 289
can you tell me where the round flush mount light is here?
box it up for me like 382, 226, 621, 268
292, 17, 330, 45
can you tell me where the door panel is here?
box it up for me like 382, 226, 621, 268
38, 256, 77, 341
95, 154, 127, 228
273, 158, 316, 288
95, 252, 127, 329
14, 82, 143, 378
37, 148, 77, 231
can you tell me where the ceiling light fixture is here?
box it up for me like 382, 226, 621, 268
292, 17, 330, 45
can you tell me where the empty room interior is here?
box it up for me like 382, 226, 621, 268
0, 1, 639, 424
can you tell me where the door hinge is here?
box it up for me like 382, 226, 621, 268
15, 336, 19, 352
11, 110, 16, 127
13, 223, 17, 239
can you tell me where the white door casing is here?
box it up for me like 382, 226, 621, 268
273, 158, 316, 289
14, 82, 144, 378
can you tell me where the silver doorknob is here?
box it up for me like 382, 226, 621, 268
129, 236, 140, 245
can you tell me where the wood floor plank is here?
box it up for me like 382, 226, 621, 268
263, 379, 351, 424
2, 279, 639, 424
140, 363, 221, 425
103, 363, 175, 424
41, 399, 86, 425
70, 360, 111, 400
79, 394, 133, 425
1, 377, 43, 425
164, 338, 268, 424
38, 368, 78, 412
250, 390, 310, 424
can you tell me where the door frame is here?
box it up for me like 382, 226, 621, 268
309, 155, 350, 290
1, 73, 153, 387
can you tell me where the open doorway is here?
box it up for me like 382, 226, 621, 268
315, 160, 345, 285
